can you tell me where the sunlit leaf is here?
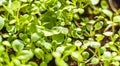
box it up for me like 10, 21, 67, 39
113, 16, 120, 22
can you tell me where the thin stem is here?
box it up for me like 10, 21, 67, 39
112, 22, 115, 33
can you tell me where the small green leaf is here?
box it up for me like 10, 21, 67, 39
2, 41, 11, 47
9, 20, 16, 24
104, 61, 110, 66
89, 41, 100, 48
28, 61, 38, 66
112, 52, 117, 56
56, 46, 65, 53
82, 51, 89, 59
74, 40, 82, 47
45, 53, 53, 63
31, 33, 41, 42
40, 61, 47, 66
73, 14, 80, 20
11, 1, 20, 10
103, 51, 111, 59
61, 28, 69, 35
52, 52, 61, 58
86, 25, 93, 31
71, 51, 83, 62
113, 16, 120, 22
52, 34, 64, 44
13, 59, 21, 66
12, 39, 24, 52
43, 30, 53, 36
113, 56, 120, 61
101, 0, 108, 9
34, 48, 44, 59
0, 45, 5, 53
44, 42, 52, 50
103, 31, 113, 36
109, 44, 117, 51
66, 38, 72, 42
0, 16, 5, 30
100, 47, 106, 54
95, 34, 105, 42
17, 50, 33, 62
78, 8, 84, 14
90, 0, 99, 5
91, 57, 99, 64
94, 22, 103, 30
55, 58, 68, 66
102, 9, 113, 19
56, 1, 61, 8
111, 61, 119, 66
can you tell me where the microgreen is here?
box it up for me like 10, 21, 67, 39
0, 0, 120, 66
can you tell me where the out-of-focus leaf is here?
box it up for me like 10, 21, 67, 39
44, 53, 53, 63
34, 48, 44, 59
113, 16, 120, 22
17, 50, 33, 62
0, 16, 5, 30
0, 35, 2, 43
12, 39, 24, 52
82, 51, 89, 59
95, 34, 105, 42
71, 51, 83, 62
52, 34, 64, 44
102, 9, 113, 19
90, 0, 99, 5
40, 11, 57, 29
11, 1, 20, 10
55, 57, 68, 66
91, 57, 99, 64
113, 56, 120, 61
103, 31, 113, 36
28, 61, 38, 66
31, 33, 41, 42
40, 61, 47, 66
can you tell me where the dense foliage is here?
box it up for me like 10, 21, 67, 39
0, 0, 120, 66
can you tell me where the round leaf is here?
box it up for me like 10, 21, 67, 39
82, 51, 89, 59
90, 0, 99, 5
103, 51, 111, 59
91, 57, 99, 64
45, 53, 53, 63
40, 61, 47, 66
94, 22, 103, 30
12, 39, 24, 52
34, 48, 44, 59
